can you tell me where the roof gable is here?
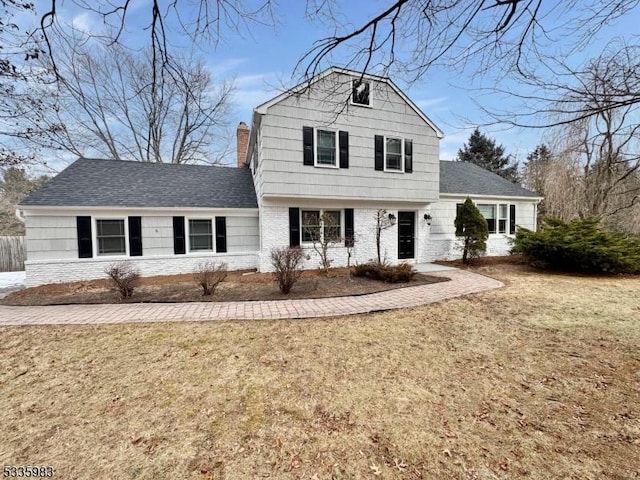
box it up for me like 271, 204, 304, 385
20, 158, 258, 209
255, 67, 444, 138
440, 160, 541, 198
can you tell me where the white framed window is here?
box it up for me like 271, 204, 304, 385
188, 219, 213, 252
477, 203, 511, 234
498, 204, 508, 234
385, 137, 404, 172
95, 218, 127, 256
351, 79, 371, 106
477, 204, 496, 234
301, 210, 321, 243
301, 209, 342, 243
315, 129, 338, 167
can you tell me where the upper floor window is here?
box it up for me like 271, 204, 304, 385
385, 137, 403, 171
375, 135, 413, 173
352, 79, 370, 106
96, 219, 126, 256
316, 129, 337, 167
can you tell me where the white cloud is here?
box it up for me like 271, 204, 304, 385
415, 97, 448, 110
70, 12, 98, 35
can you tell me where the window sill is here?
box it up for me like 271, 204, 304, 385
314, 163, 339, 169
350, 101, 372, 108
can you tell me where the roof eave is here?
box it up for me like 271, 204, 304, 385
439, 192, 544, 202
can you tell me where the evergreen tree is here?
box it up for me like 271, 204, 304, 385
522, 144, 552, 219
457, 128, 519, 182
454, 197, 489, 264
0, 168, 48, 234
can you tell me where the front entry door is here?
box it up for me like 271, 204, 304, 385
398, 211, 415, 260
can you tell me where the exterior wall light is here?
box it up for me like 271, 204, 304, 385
424, 213, 432, 225
388, 213, 397, 224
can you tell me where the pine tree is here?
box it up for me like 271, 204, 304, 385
457, 128, 519, 182
454, 197, 489, 264
522, 144, 552, 219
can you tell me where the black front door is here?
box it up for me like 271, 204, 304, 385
398, 211, 415, 260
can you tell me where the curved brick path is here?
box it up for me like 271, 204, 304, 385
0, 270, 503, 326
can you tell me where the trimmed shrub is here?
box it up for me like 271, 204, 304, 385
105, 261, 140, 299
352, 262, 417, 283
512, 217, 640, 274
193, 261, 228, 296
270, 247, 305, 294
455, 197, 489, 264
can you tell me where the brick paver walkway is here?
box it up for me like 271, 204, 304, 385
0, 270, 503, 326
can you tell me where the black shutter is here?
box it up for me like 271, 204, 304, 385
76, 216, 93, 258
128, 216, 143, 257
509, 204, 516, 234
303, 126, 314, 166
173, 216, 186, 254
289, 207, 300, 247
215, 216, 227, 253
404, 139, 413, 173
339, 131, 349, 169
374, 135, 384, 171
344, 208, 354, 247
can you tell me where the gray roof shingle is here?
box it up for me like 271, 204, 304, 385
440, 160, 540, 198
20, 158, 258, 208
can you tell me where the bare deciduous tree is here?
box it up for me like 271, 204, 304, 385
0, 1, 57, 167
30, 32, 233, 164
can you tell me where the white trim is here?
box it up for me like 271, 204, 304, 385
262, 195, 433, 208
350, 78, 372, 107
186, 217, 215, 254
476, 202, 513, 236
314, 127, 340, 169
93, 217, 129, 258
439, 193, 544, 202
300, 208, 344, 246
383, 135, 405, 173
254, 67, 445, 138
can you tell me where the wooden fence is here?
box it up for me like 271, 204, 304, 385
0, 236, 25, 272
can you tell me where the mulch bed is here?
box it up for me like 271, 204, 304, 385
1, 267, 449, 306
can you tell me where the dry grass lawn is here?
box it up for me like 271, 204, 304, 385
1, 264, 639, 479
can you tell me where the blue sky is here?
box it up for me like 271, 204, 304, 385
26, 0, 638, 165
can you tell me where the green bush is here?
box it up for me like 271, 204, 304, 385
352, 262, 416, 283
512, 217, 640, 274
455, 197, 488, 264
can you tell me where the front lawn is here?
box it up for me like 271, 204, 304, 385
1, 264, 639, 479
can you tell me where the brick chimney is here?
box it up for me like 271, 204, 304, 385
236, 121, 250, 168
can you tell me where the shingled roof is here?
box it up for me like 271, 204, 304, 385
20, 158, 258, 208
440, 160, 540, 198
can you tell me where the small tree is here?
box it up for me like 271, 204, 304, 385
345, 233, 356, 281
454, 197, 489, 264
193, 261, 227, 296
270, 247, 305, 294
303, 211, 342, 274
104, 261, 140, 299
375, 209, 395, 265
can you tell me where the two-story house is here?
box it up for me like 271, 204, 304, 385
17, 68, 541, 287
